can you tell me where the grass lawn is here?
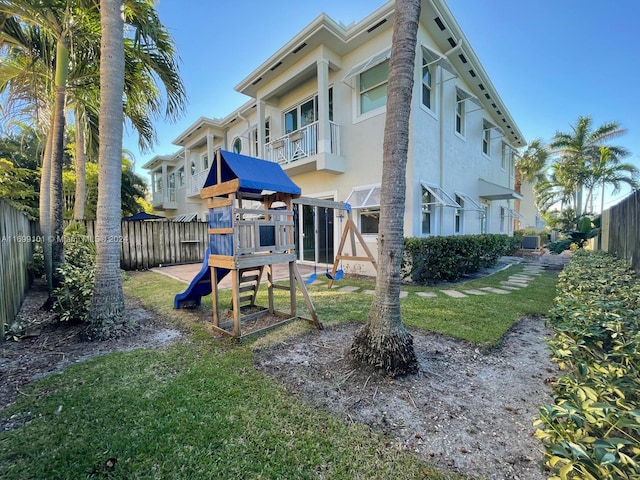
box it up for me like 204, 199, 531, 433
0, 264, 557, 479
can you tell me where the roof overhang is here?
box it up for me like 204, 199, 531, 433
478, 179, 523, 201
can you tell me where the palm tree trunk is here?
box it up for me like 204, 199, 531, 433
73, 108, 87, 220
50, 37, 69, 289
39, 125, 54, 292
87, 0, 125, 339
351, 0, 420, 377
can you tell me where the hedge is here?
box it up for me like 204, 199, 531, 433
402, 234, 520, 284
535, 250, 640, 479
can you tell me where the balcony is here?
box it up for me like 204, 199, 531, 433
152, 187, 177, 210
187, 169, 210, 197
263, 121, 344, 175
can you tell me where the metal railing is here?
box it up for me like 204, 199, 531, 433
264, 121, 340, 164
188, 169, 209, 196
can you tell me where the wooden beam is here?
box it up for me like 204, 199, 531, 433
200, 179, 240, 199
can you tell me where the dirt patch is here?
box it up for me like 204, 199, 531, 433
254, 318, 557, 480
0, 280, 183, 417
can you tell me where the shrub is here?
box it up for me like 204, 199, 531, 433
52, 223, 96, 323
403, 234, 519, 284
27, 243, 45, 278
535, 250, 640, 479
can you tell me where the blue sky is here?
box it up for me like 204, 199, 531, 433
126, 0, 640, 209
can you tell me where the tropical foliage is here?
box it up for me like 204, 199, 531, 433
536, 250, 640, 479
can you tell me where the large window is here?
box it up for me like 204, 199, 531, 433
178, 167, 185, 187
422, 58, 433, 110
284, 90, 332, 134
232, 137, 242, 154
359, 60, 389, 114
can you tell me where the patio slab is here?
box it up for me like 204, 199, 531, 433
440, 289, 467, 298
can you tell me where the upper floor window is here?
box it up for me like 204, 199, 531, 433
202, 153, 209, 170
422, 58, 433, 110
178, 167, 185, 187
482, 122, 491, 156
360, 60, 389, 114
190, 160, 196, 175
233, 137, 242, 154
455, 94, 465, 135
265, 119, 270, 143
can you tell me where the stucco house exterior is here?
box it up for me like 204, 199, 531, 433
143, 0, 527, 273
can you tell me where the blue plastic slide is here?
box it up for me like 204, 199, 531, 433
174, 248, 229, 308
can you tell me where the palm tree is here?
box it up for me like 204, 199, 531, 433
516, 138, 549, 184
550, 115, 630, 216
350, 0, 420, 377
589, 146, 639, 213
86, 0, 125, 339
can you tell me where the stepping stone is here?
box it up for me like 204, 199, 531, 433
503, 280, 528, 287
440, 289, 467, 298
363, 289, 376, 295
479, 287, 511, 294
522, 268, 542, 274
400, 291, 408, 298
416, 291, 437, 298
338, 285, 360, 293
463, 289, 487, 295
499, 285, 522, 291
509, 274, 536, 281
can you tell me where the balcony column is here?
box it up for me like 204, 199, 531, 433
161, 163, 168, 202
256, 99, 266, 158
316, 58, 330, 155
207, 133, 214, 169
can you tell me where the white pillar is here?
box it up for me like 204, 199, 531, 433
257, 99, 266, 158
316, 58, 330, 155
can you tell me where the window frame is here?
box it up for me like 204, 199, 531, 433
359, 59, 389, 116
345, 184, 381, 236
421, 57, 433, 111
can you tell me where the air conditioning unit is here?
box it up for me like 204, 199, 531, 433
521, 235, 540, 250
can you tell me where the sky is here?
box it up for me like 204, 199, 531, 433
125, 0, 640, 210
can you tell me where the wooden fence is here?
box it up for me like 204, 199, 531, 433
599, 190, 640, 274
72, 220, 209, 270
1, 200, 36, 340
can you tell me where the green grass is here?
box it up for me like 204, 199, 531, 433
0, 264, 557, 479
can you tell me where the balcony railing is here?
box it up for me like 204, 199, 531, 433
152, 187, 177, 208
264, 121, 340, 165
188, 169, 210, 196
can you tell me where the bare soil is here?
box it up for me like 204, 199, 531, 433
253, 318, 557, 480
2, 276, 558, 480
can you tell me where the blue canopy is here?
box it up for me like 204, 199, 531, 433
203, 150, 301, 196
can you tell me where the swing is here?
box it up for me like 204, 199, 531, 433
305, 209, 318, 284
332, 212, 345, 280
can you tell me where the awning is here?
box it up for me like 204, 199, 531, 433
341, 48, 391, 84
345, 184, 381, 209
421, 181, 460, 207
122, 211, 165, 221
478, 179, 522, 201
174, 213, 198, 222
421, 45, 456, 76
454, 191, 484, 212
503, 207, 523, 219
456, 87, 482, 108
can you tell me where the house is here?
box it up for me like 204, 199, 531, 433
143, 0, 527, 274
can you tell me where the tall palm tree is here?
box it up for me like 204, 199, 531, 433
86, 0, 125, 339
550, 115, 630, 216
589, 146, 639, 213
350, 0, 420, 377
516, 138, 549, 184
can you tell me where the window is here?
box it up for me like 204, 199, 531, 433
422, 188, 433, 235
251, 128, 258, 156
500, 206, 506, 233
482, 126, 491, 156
202, 153, 209, 170
233, 137, 242, 154
501, 142, 509, 170
455, 94, 465, 135
359, 60, 389, 114
422, 57, 433, 110
454, 194, 463, 233
190, 160, 196, 175
345, 184, 381, 235
480, 204, 489, 234
178, 167, 185, 187
265, 119, 270, 144
169, 173, 176, 201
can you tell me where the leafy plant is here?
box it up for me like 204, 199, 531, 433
547, 215, 600, 254
536, 250, 640, 479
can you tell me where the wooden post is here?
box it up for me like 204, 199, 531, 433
211, 266, 220, 328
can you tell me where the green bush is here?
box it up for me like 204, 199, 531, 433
52, 223, 96, 323
27, 243, 45, 278
535, 250, 640, 479
403, 234, 519, 284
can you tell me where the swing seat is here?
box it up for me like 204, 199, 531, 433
305, 272, 317, 284
333, 269, 344, 281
